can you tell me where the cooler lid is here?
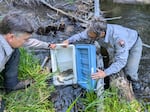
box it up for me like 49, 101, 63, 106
76, 44, 96, 90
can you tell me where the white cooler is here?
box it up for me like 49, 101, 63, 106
51, 44, 77, 85
51, 44, 97, 90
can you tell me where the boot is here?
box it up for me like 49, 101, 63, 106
132, 80, 141, 92
6, 79, 33, 93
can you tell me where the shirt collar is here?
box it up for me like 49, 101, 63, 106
104, 24, 114, 43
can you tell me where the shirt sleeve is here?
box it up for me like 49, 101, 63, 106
23, 38, 49, 49
0, 47, 5, 72
104, 38, 129, 76
68, 30, 88, 43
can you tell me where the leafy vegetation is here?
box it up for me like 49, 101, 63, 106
3, 48, 55, 112
69, 87, 149, 112
1, 48, 149, 112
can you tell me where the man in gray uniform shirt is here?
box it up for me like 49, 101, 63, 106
63, 16, 142, 92
0, 13, 55, 111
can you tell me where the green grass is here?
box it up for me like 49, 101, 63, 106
66, 93, 82, 112
3, 48, 55, 112
69, 87, 150, 112
1, 48, 149, 112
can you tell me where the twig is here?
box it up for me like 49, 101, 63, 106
105, 16, 122, 21
41, 56, 50, 69
79, 9, 88, 14
62, 2, 71, 7
40, 0, 88, 24
47, 13, 56, 20
36, 16, 42, 26
142, 43, 150, 48
81, 0, 90, 5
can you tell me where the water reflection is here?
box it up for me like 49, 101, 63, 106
101, 2, 150, 44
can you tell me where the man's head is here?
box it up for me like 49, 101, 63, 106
87, 16, 107, 40
0, 13, 34, 48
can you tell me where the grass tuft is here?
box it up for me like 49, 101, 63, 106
4, 48, 55, 112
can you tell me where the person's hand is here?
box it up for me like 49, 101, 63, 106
48, 44, 56, 49
91, 69, 106, 79
62, 40, 69, 47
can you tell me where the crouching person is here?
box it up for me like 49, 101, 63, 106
0, 13, 56, 111
63, 16, 142, 91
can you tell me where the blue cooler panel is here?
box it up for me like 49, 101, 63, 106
76, 44, 96, 90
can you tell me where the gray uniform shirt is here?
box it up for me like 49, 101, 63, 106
0, 34, 49, 72
68, 24, 138, 76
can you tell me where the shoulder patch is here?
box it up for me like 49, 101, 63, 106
118, 39, 125, 48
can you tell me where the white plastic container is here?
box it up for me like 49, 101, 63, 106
51, 44, 77, 85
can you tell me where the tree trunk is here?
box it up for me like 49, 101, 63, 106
109, 70, 135, 101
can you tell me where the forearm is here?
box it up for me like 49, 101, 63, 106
23, 39, 49, 49
68, 30, 88, 43
104, 59, 127, 76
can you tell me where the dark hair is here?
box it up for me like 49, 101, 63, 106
0, 13, 34, 34
87, 16, 107, 36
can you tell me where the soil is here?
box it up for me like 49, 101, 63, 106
0, 0, 149, 111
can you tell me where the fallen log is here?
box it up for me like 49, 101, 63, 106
40, 0, 88, 24
109, 70, 135, 101
109, 70, 142, 111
